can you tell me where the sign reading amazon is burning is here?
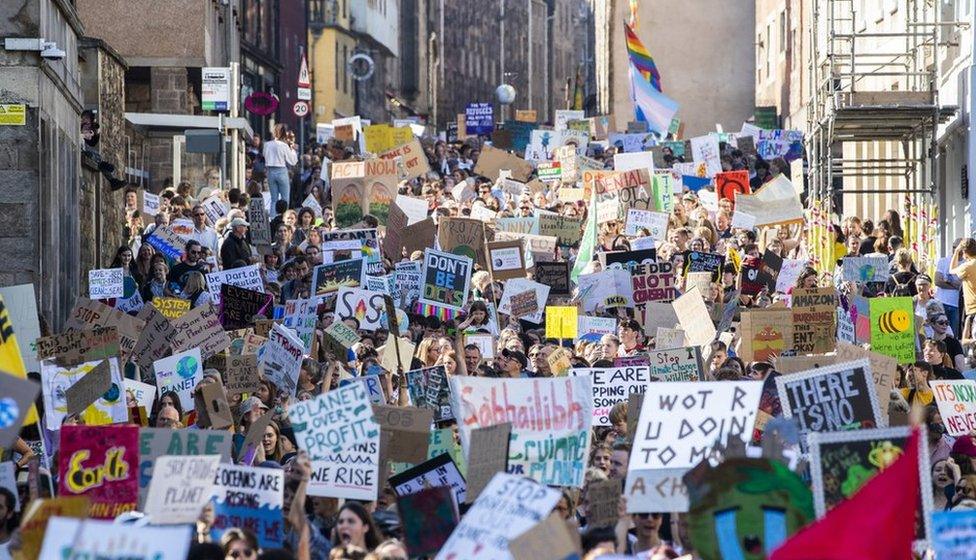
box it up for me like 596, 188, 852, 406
450, 376, 594, 487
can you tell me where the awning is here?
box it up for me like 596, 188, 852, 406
124, 112, 254, 139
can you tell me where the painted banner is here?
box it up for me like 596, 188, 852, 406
289, 382, 381, 500
450, 376, 593, 487
210, 464, 285, 547
869, 296, 916, 364
434, 473, 560, 560
570, 366, 650, 426
420, 248, 473, 311
776, 359, 882, 445
931, 379, 976, 437
58, 425, 139, 518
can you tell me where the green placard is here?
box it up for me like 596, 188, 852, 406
868, 297, 916, 364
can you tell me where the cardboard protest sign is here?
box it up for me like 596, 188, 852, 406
289, 382, 381, 499
153, 348, 203, 412
64, 359, 111, 416
144, 454, 221, 524
378, 138, 431, 181
672, 287, 717, 347
776, 354, 839, 374
498, 278, 550, 324
331, 158, 399, 226
397, 486, 459, 558
41, 357, 126, 428
538, 214, 583, 247
869, 296, 915, 364
170, 302, 231, 360
261, 323, 305, 398
152, 296, 190, 319
205, 264, 264, 306
776, 359, 882, 446
656, 328, 686, 350
508, 512, 582, 560
841, 256, 889, 283
464, 423, 511, 503
534, 261, 570, 295
648, 346, 703, 382
545, 306, 578, 340
586, 478, 622, 529
420, 248, 473, 311
738, 308, 794, 363
508, 290, 539, 319
219, 284, 273, 330
41, 517, 192, 560
487, 240, 526, 281
0, 370, 40, 449
88, 268, 124, 300
571, 366, 651, 426
473, 145, 534, 182
931, 379, 976, 436
130, 305, 175, 377
791, 287, 837, 354
808, 427, 931, 540
15, 496, 90, 560
438, 216, 492, 270
34, 326, 120, 368
372, 404, 433, 464
138, 428, 233, 506
450, 376, 593, 487
434, 473, 560, 560
323, 320, 359, 357
210, 464, 285, 547
199, 382, 233, 429
732, 175, 805, 227
58, 425, 139, 518
225, 353, 260, 396
65, 297, 145, 360
389, 453, 467, 506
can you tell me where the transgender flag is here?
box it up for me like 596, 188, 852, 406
628, 60, 678, 134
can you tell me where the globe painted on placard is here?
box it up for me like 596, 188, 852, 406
102, 382, 122, 403
177, 356, 199, 379
0, 397, 20, 428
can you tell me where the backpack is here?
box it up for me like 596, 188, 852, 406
890, 274, 914, 297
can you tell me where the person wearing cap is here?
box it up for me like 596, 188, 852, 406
498, 348, 530, 378
221, 217, 253, 269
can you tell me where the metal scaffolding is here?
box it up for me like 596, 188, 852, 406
806, 0, 958, 271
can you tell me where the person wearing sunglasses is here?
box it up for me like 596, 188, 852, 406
167, 239, 208, 290
220, 528, 259, 560
189, 204, 220, 258
926, 311, 966, 372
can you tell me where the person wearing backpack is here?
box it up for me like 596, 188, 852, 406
886, 248, 918, 297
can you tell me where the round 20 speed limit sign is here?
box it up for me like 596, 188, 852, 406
292, 101, 309, 118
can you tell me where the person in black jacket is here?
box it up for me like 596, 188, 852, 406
221, 218, 253, 269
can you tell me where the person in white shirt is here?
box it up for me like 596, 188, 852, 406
936, 239, 963, 335
263, 123, 298, 216
188, 204, 220, 262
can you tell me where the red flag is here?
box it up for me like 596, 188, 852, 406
770, 428, 920, 560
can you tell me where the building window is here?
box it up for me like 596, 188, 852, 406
779, 11, 787, 52
335, 40, 340, 89
342, 45, 348, 94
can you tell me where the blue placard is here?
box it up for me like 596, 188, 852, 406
465, 102, 494, 136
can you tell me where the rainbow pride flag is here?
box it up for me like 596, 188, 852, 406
624, 20, 662, 92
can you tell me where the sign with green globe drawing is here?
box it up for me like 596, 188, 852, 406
153, 347, 203, 411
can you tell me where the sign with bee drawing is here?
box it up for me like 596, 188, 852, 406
868, 297, 915, 364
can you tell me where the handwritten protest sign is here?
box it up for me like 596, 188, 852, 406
739, 308, 794, 363
372, 405, 433, 464
931, 380, 976, 436
260, 323, 305, 398
672, 287, 716, 347
534, 261, 570, 295
289, 382, 380, 499
869, 296, 915, 364
138, 428, 233, 507
65, 297, 145, 360
932, 510, 976, 560
776, 359, 882, 446
648, 346, 703, 382
571, 367, 650, 426
220, 284, 273, 329
434, 473, 560, 560
336, 287, 385, 331
791, 287, 837, 354
170, 302, 231, 360
631, 262, 677, 312
88, 268, 124, 299
206, 264, 264, 306
34, 326, 119, 367
225, 353, 260, 396
144, 454, 221, 524
508, 513, 581, 560
210, 464, 285, 547
420, 248, 473, 311
153, 296, 190, 319
153, 348, 203, 412
58, 425, 139, 518
41, 357, 126, 428
406, 365, 453, 422
450, 376, 593, 487
389, 453, 467, 506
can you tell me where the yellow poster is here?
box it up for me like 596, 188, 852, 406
545, 306, 578, 340
0, 294, 38, 424
0, 104, 26, 126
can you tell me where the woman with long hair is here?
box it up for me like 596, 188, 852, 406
332, 502, 382, 551
133, 243, 155, 285
414, 337, 441, 368
140, 259, 173, 302
180, 271, 211, 308
110, 245, 140, 282
264, 123, 298, 216
220, 527, 259, 560
262, 420, 293, 464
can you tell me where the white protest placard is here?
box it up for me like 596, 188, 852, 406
40, 517, 192, 560
497, 278, 550, 324
625, 209, 668, 239
0, 284, 42, 373
690, 135, 722, 177
288, 381, 380, 500
731, 211, 756, 231
655, 328, 686, 350
631, 236, 656, 251
672, 286, 716, 347
931, 380, 976, 437
698, 190, 718, 213
629, 381, 762, 471
465, 333, 495, 359
450, 376, 593, 487
211, 464, 285, 547
578, 315, 617, 342
153, 348, 203, 412
144, 454, 221, 524
335, 287, 385, 331
260, 323, 305, 398
570, 367, 651, 426
596, 198, 621, 224
40, 357, 127, 428
143, 191, 160, 216
302, 194, 324, 217
206, 264, 264, 306
614, 151, 656, 173
648, 346, 703, 382
124, 378, 157, 413
435, 473, 560, 560
201, 195, 228, 225
88, 268, 124, 299
776, 258, 807, 292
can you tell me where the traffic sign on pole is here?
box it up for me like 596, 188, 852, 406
297, 52, 312, 101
